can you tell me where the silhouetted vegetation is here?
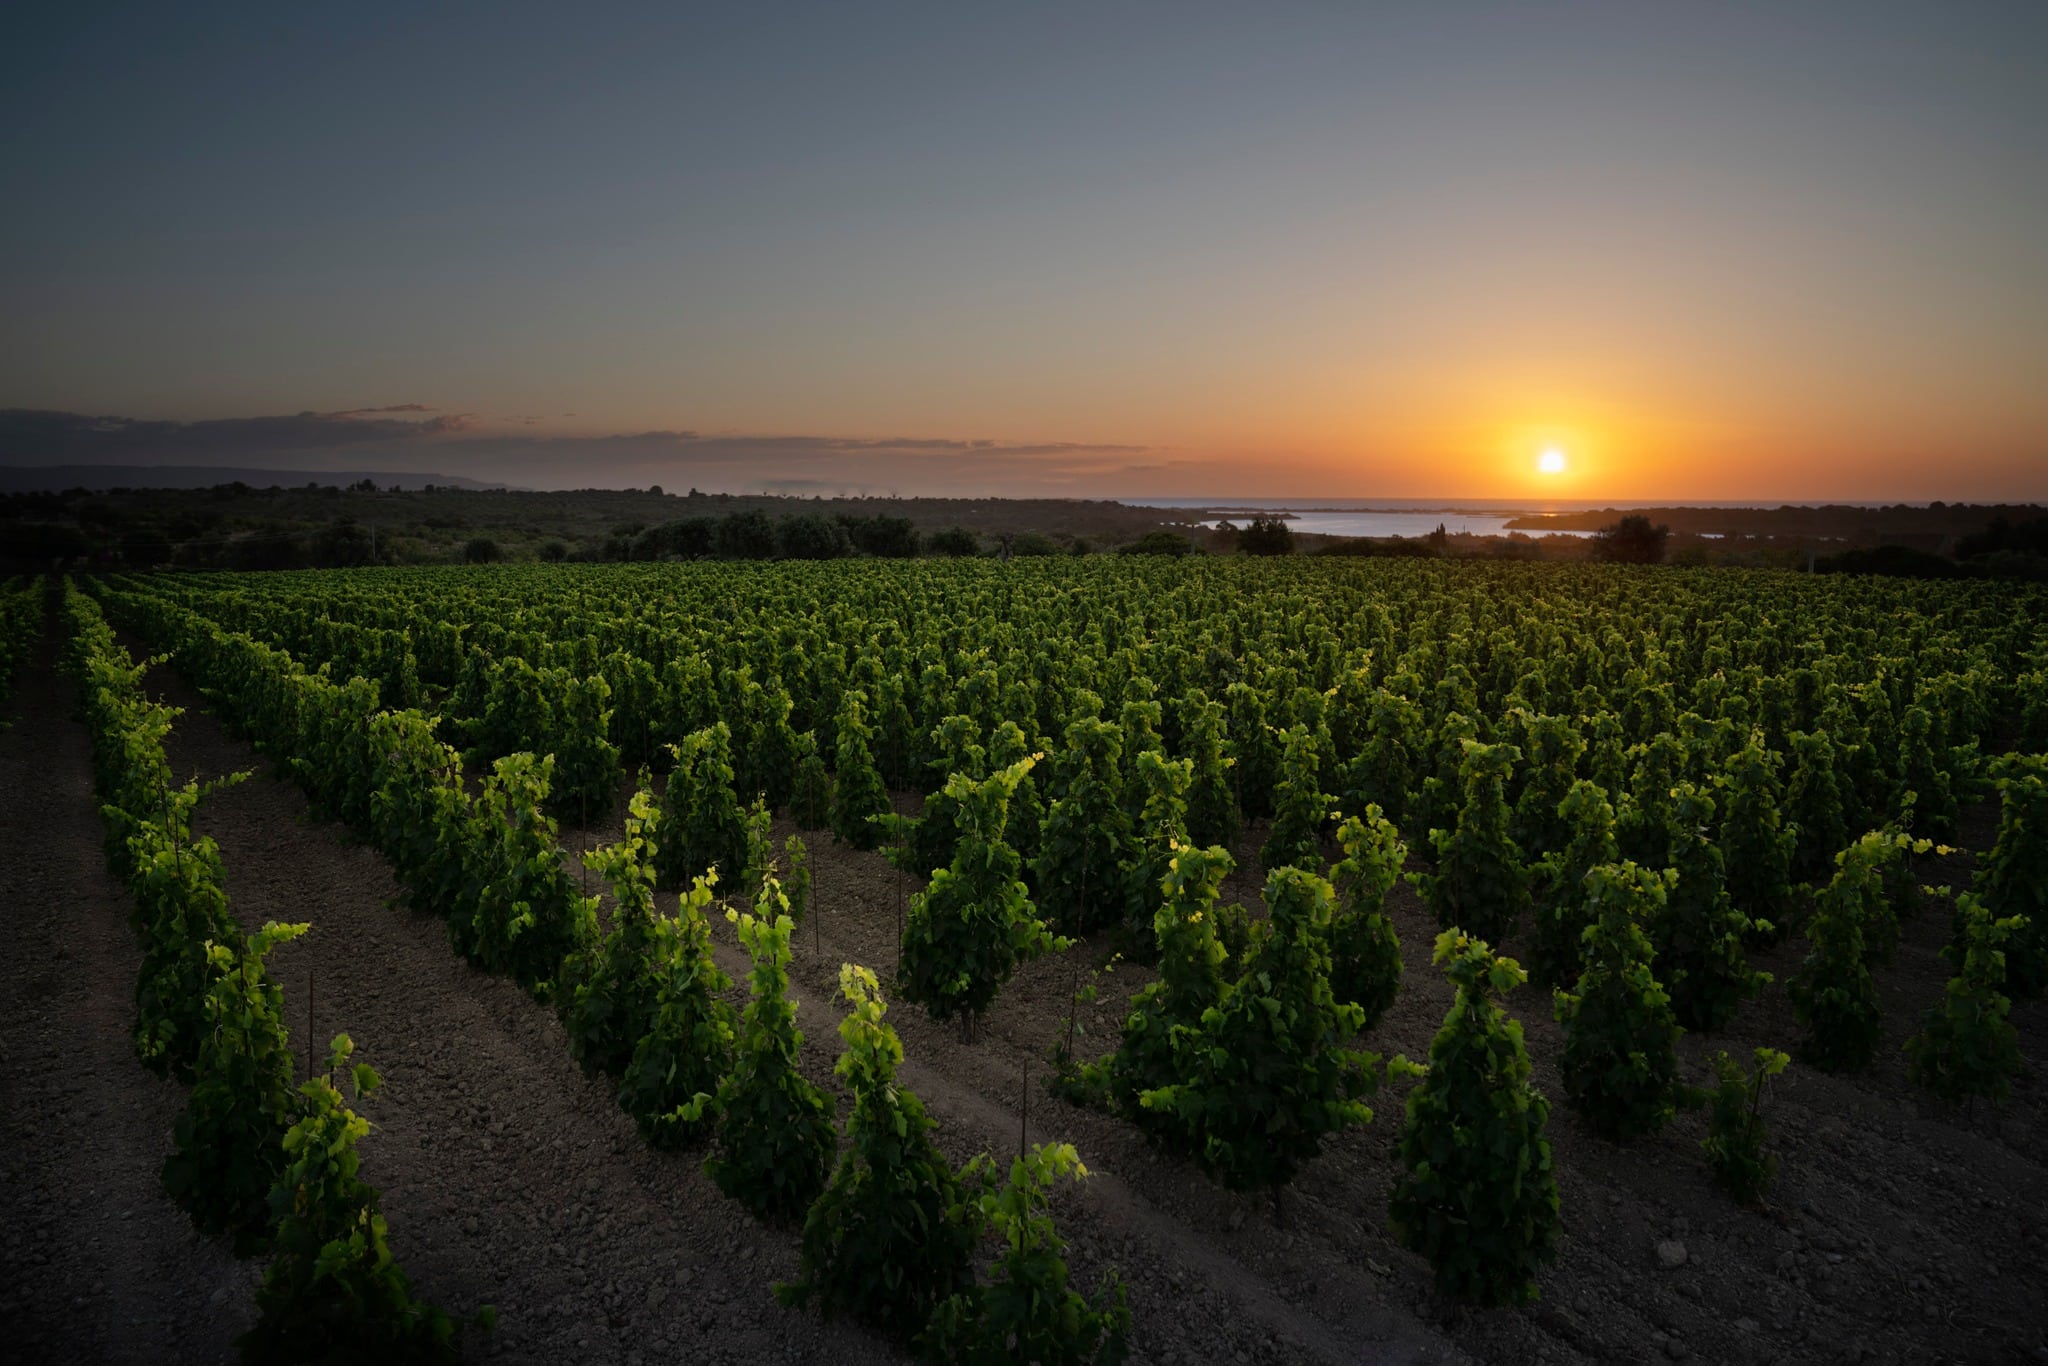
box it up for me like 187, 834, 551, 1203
1816, 545, 1962, 579
1008, 532, 1065, 557
924, 526, 981, 557
1238, 515, 1296, 556
775, 514, 853, 560
1117, 531, 1198, 557
5, 478, 2043, 575
1313, 536, 1441, 559
1589, 514, 1671, 565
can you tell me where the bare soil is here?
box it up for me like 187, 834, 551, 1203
4, 630, 2043, 1364
0, 627, 252, 1364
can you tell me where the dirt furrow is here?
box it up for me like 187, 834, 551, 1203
0, 620, 252, 1365
145, 663, 903, 1366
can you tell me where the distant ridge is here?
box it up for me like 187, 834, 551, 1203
0, 465, 513, 493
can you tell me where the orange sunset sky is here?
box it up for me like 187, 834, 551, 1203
2, 3, 2043, 501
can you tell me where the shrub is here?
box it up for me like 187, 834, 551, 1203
162, 921, 309, 1253
714, 510, 777, 559
900, 757, 1060, 1031
1788, 833, 1901, 1071
1328, 807, 1405, 1031
840, 513, 920, 558
1784, 731, 1850, 886
789, 730, 834, 830
1260, 722, 1330, 873
466, 752, 598, 999
1090, 845, 1234, 1147
1389, 931, 1560, 1306
777, 512, 854, 560
1656, 782, 1769, 1031
688, 910, 836, 1221
1121, 749, 1192, 950
652, 722, 750, 889
548, 672, 620, 824
1553, 863, 1684, 1141
922, 1144, 1131, 1365
1508, 711, 1583, 860
617, 872, 737, 1147
884, 714, 987, 879
1700, 1047, 1789, 1204
1527, 780, 1618, 989
1716, 734, 1796, 940
831, 689, 892, 850
1007, 531, 1064, 557
1616, 732, 1684, 869
242, 1036, 464, 1364
1035, 714, 1134, 934
129, 784, 246, 1080
780, 965, 977, 1340
1178, 688, 1239, 850
989, 720, 1046, 871
1412, 739, 1529, 945
1972, 752, 2048, 997
563, 788, 665, 1077
1907, 893, 2025, 1106
1139, 866, 1380, 1193
784, 833, 811, 925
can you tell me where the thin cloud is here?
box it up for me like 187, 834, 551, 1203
0, 406, 1160, 495
329, 403, 437, 418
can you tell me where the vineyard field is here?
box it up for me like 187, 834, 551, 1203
3, 557, 2045, 1366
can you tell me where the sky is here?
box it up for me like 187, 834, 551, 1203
2, 1, 2045, 501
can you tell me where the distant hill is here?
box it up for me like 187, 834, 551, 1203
1503, 502, 2048, 546
0, 465, 511, 493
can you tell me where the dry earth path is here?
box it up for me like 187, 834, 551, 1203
0, 615, 252, 1364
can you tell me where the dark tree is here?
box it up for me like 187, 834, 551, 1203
634, 517, 716, 559
925, 526, 981, 557
1589, 515, 1670, 565
1816, 545, 1962, 579
714, 510, 778, 559
462, 536, 501, 564
776, 513, 853, 560
837, 514, 921, 558
120, 526, 174, 567
1238, 515, 1296, 556
312, 518, 375, 567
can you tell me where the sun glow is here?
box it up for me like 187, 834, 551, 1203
1538, 448, 1568, 474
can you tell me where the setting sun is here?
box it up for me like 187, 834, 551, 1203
1539, 449, 1568, 475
